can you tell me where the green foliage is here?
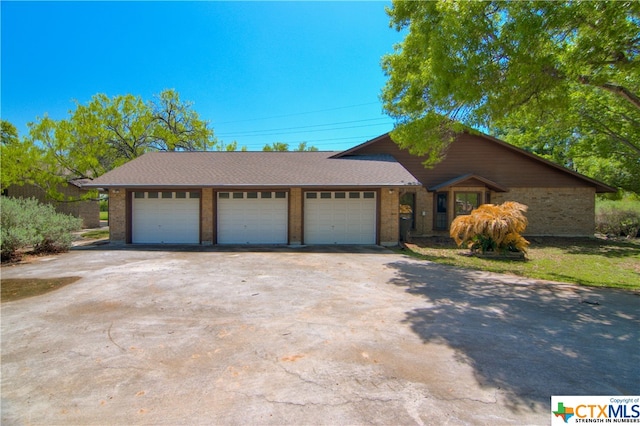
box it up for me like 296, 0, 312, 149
263, 142, 319, 152
294, 142, 319, 152
0, 197, 82, 261
1, 119, 71, 201
263, 142, 290, 152
382, 1, 640, 192
450, 202, 530, 254
26, 89, 217, 184
596, 198, 640, 238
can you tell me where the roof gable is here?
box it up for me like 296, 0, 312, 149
429, 174, 508, 192
338, 132, 615, 193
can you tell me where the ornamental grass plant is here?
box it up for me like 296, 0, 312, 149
450, 201, 529, 255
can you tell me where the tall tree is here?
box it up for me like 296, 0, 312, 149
28, 90, 217, 181
1, 119, 69, 199
381, 1, 640, 192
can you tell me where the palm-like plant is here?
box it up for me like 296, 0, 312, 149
450, 201, 529, 254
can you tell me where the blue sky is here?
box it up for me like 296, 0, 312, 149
1, 1, 404, 151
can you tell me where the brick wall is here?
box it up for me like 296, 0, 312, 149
108, 189, 127, 244
493, 187, 596, 236
379, 188, 400, 246
289, 188, 302, 244
201, 188, 214, 245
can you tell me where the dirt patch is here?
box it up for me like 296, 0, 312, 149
1, 277, 81, 302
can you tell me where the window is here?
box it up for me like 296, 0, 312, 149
400, 192, 415, 230
363, 192, 375, 199
162, 191, 172, 199
455, 192, 480, 216
435, 193, 448, 230
233, 192, 243, 199
261, 192, 272, 199
349, 192, 360, 199
275, 192, 286, 199
189, 192, 200, 199
218, 192, 229, 199
335, 192, 346, 199
320, 192, 332, 199
176, 192, 187, 199
148, 192, 159, 199
306, 192, 317, 199
247, 192, 258, 199
134, 192, 145, 199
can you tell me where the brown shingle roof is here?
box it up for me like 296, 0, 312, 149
83, 151, 421, 188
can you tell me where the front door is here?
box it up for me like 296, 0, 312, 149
435, 193, 448, 230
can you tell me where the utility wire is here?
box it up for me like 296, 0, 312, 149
216, 117, 389, 137
213, 101, 382, 125
217, 121, 390, 138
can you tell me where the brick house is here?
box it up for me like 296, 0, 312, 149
85, 131, 614, 245
5, 180, 100, 229
340, 132, 615, 238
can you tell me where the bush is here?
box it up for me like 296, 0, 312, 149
596, 199, 640, 238
1, 197, 82, 261
450, 201, 530, 254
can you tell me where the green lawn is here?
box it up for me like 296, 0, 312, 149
80, 229, 110, 240
400, 237, 640, 290
99, 211, 108, 220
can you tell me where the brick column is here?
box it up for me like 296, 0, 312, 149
108, 188, 126, 244
201, 188, 214, 245
289, 188, 302, 245
379, 188, 400, 246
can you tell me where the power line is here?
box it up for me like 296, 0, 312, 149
216, 117, 390, 137
213, 101, 382, 125
239, 133, 385, 149
217, 120, 390, 139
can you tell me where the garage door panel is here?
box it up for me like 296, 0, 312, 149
217, 192, 288, 244
304, 191, 376, 245
132, 192, 200, 244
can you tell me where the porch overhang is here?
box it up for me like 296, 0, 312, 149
428, 174, 508, 192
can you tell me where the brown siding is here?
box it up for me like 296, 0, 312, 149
352, 134, 597, 189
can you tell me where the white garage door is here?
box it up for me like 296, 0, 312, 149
304, 191, 376, 244
217, 191, 288, 244
132, 191, 200, 244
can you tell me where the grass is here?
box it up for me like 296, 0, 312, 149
80, 229, 110, 239
100, 211, 108, 220
1, 277, 81, 302
399, 237, 640, 291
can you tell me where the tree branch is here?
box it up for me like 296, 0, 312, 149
578, 76, 640, 110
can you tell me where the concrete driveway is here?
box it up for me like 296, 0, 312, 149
1, 246, 638, 425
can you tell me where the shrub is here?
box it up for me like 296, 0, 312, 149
596, 199, 640, 238
450, 201, 530, 255
1, 197, 82, 261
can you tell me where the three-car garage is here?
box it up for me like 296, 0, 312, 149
130, 189, 378, 245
